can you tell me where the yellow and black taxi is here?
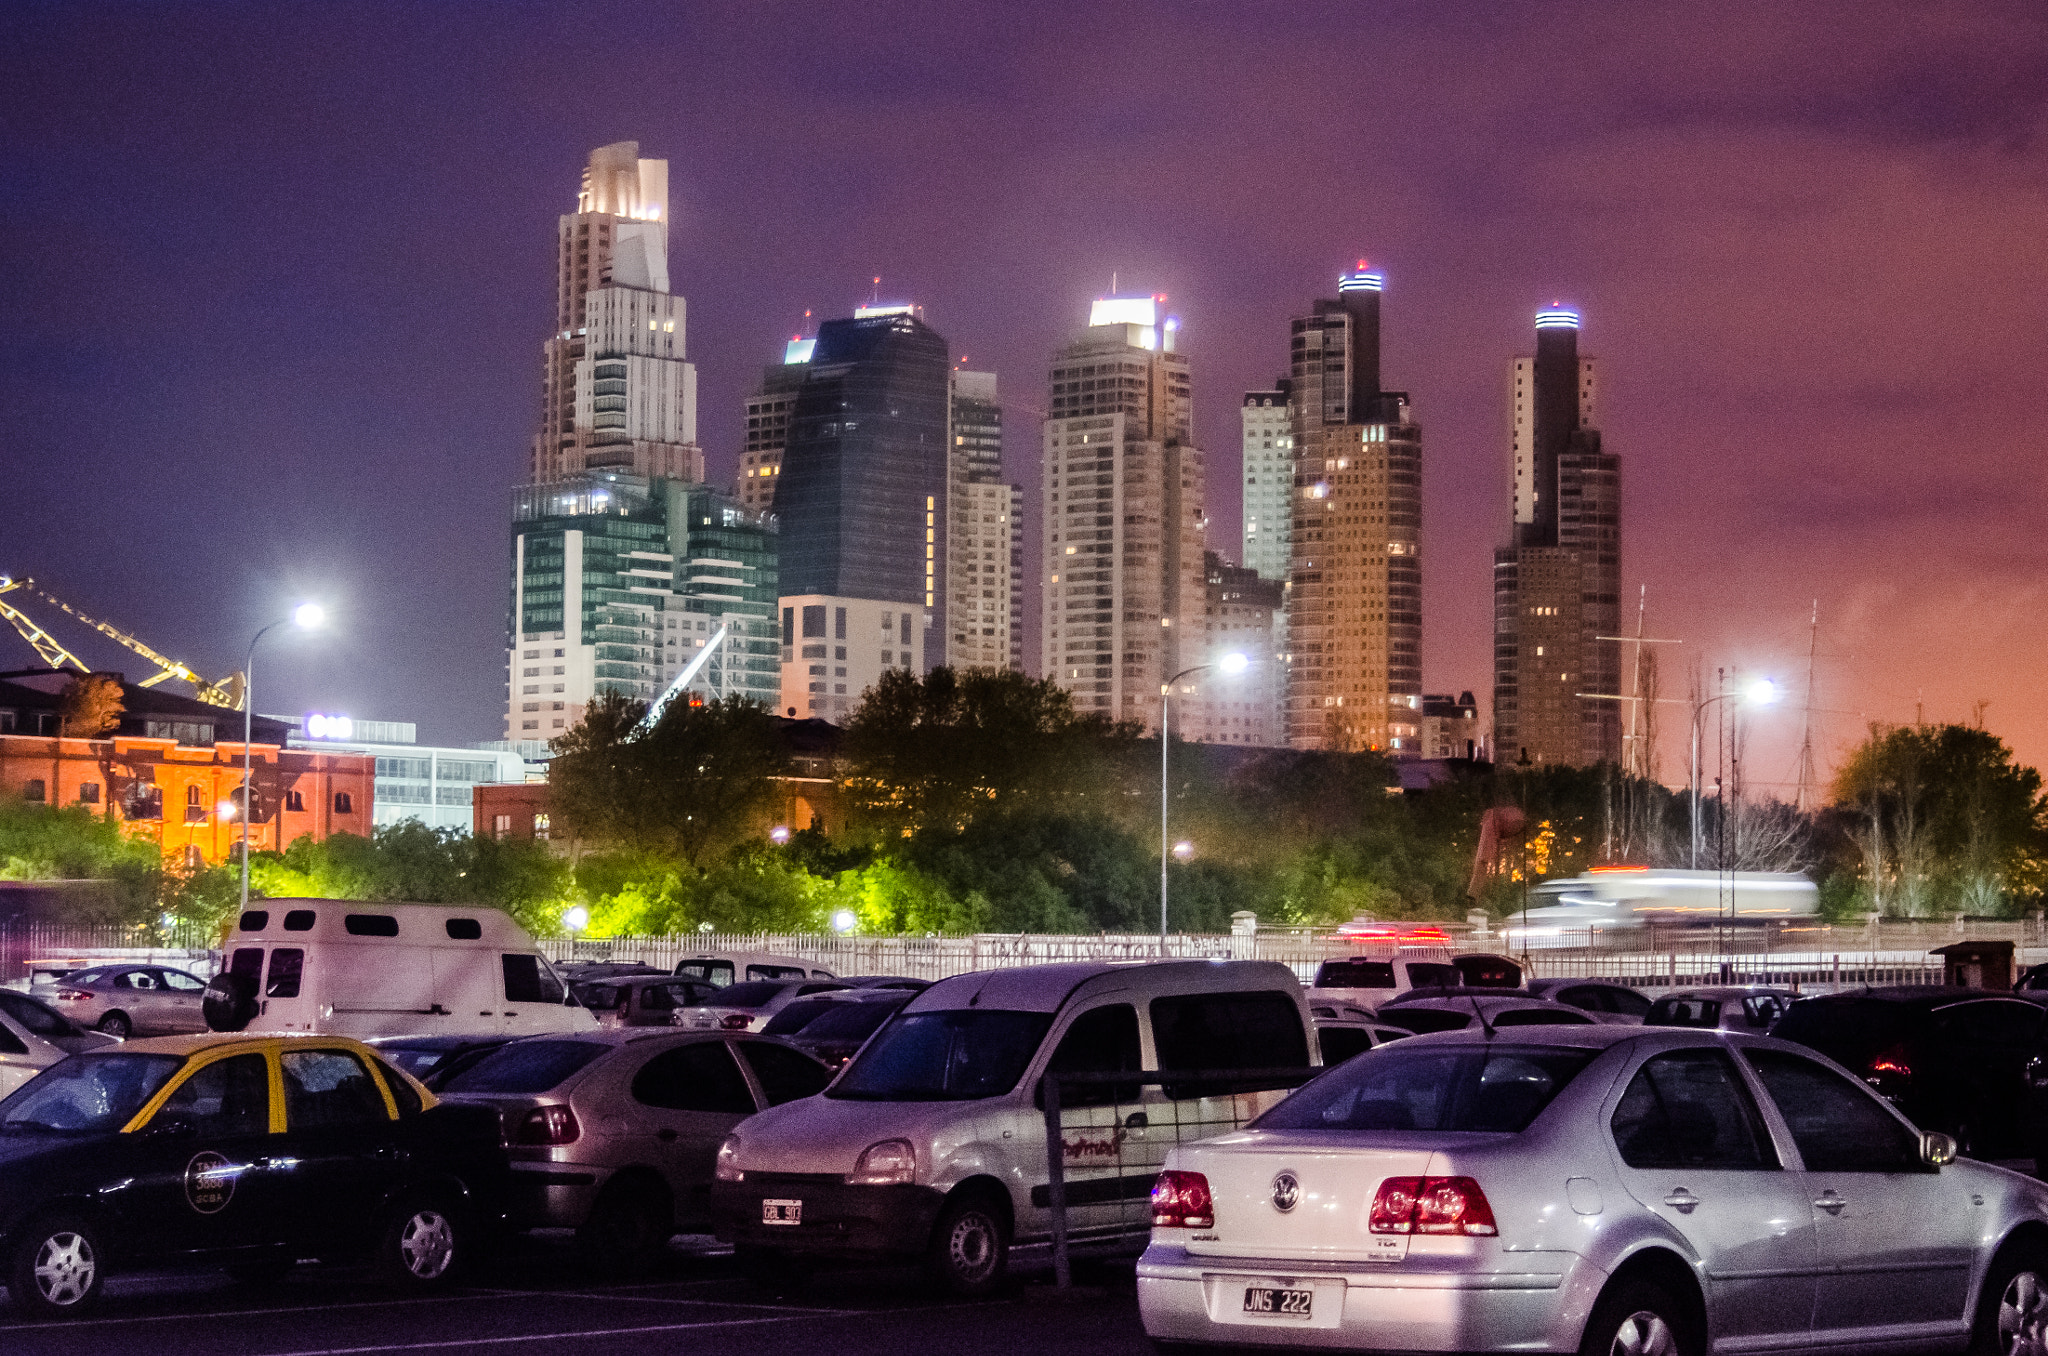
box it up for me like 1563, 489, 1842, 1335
0, 1033, 508, 1316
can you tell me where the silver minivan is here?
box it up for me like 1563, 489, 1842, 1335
710, 959, 1317, 1294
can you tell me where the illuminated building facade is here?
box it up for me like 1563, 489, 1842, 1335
1241, 381, 1293, 581
738, 342, 810, 515
1008, 484, 1026, 672
1192, 552, 1283, 745
530, 142, 703, 486
1492, 308, 1620, 766
946, 369, 1012, 671
778, 596, 920, 720
1284, 266, 1424, 752
1040, 296, 1206, 733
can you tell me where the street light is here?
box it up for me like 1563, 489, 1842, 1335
240, 603, 325, 914
1160, 652, 1250, 954
1689, 673, 1777, 869
561, 905, 590, 933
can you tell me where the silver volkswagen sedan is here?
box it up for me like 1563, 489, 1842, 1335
1139, 1024, 2048, 1356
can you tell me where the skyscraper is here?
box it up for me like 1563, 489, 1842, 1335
946, 369, 1012, 671
738, 338, 810, 515
1284, 266, 1424, 753
530, 143, 703, 486
1040, 296, 1205, 732
1008, 484, 1026, 672
1241, 379, 1293, 581
1492, 308, 1620, 766
668, 483, 780, 708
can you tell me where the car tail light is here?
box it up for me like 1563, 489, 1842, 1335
1369, 1176, 1497, 1236
1151, 1170, 1214, 1228
1867, 1044, 1911, 1081
52, 988, 90, 1002
719, 1012, 751, 1030
512, 1104, 580, 1145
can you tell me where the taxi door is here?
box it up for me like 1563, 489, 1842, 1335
123, 1052, 289, 1259
274, 1047, 408, 1252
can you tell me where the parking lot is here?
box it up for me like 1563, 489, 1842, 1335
0, 1234, 1150, 1356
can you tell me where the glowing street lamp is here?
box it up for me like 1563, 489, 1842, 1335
830, 909, 858, 935
768, 825, 791, 845
1172, 840, 1195, 862
561, 906, 590, 933
240, 603, 325, 914
1689, 671, 1779, 869
1161, 652, 1251, 953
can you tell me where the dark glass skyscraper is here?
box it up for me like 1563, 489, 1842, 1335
774, 310, 951, 670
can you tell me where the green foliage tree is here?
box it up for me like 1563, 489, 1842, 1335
248, 823, 570, 936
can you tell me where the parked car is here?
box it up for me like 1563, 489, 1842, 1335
671, 951, 838, 987
675, 979, 853, 1033
1523, 977, 1655, 1024
0, 1032, 507, 1316
43, 963, 211, 1037
0, 991, 119, 1096
1139, 1023, 2044, 1355
1304, 952, 1462, 1013
435, 1029, 833, 1272
1773, 986, 2048, 1162
575, 976, 720, 1028
711, 959, 1318, 1295
204, 900, 595, 1038
778, 990, 917, 1070
1644, 986, 1797, 1033
366, 1034, 517, 1092
1375, 994, 1599, 1036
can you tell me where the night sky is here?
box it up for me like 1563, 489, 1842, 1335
5, 1, 2045, 793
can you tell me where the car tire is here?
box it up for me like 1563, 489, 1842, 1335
95, 1012, 132, 1039
577, 1183, 672, 1278
1970, 1240, 2048, 1356
1579, 1279, 1699, 1356
374, 1196, 466, 1290
9, 1214, 106, 1318
925, 1193, 1009, 1297
202, 973, 258, 1032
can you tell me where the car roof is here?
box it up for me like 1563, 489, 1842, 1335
908, 959, 1302, 1015
1794, 985, 2023, 1009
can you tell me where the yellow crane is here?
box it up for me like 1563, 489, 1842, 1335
0, 575, 246, 710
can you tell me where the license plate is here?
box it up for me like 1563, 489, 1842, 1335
1242, 1286, 1313, 1317
761, 1198, 802, 1225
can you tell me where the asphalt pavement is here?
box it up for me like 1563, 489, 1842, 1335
0, 1235, 1154, 1356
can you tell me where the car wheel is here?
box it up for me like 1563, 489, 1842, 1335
1972, 1241, 2048, 1356
375, 1197, 464, 1289
577, 1184, 672, 1277
95, 1012, 132, 1039
1580, 1280, 1699, 1356
9, 1215, 106, 1318
924, 1193, 1008, 1297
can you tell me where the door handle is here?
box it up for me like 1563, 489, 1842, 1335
1663, 1189, 1700, 1214
1815, 1191, 1847, 1214
656, 1128, 678, 1142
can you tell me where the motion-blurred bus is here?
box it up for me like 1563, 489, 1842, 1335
1500, 866, 1818, 947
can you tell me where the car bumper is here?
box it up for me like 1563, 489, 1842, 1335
506, 1161, 609, 1228
711, 1176, 946, 1259
1136, 1242, 1597, 1352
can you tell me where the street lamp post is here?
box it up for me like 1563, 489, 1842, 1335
1160, 653, 1249, 955
1688, 673, 1777, 870
240, 603, 324, 914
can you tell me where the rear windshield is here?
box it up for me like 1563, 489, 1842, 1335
1770, 1000, 1910, 1067
762, 998, 845, 1035
702, 982, 790, 1009
1455, 956, 1523, 988
1314, 960, 1396, 990
799, 1000, 905, 1042
440, 1040, 608, 1094
829, 1010, 1052, 1101
1377, 1008, 1470, 1035
0, 1052, 184, 1133
1255, 1044, 1600, 1133
1646, 998, 1723, 1028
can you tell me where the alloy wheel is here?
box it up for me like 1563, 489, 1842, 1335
1606, 1309, 1677, 1356
33, 1231, 96, 1307
2000, 1269, 2048, 1356
397, 1209, 455, 1279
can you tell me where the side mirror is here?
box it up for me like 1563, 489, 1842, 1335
1920, 1131, 1957, 1167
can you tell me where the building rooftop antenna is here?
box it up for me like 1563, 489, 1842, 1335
1793, 601, 1819, 812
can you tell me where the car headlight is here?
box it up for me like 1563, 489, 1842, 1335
847, 1138, 916, 1186
715, 1134, 744, 1182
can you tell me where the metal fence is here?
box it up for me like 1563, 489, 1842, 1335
0, 921, 222, 983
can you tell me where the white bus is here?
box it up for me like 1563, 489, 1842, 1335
1501, 867, 1818, 947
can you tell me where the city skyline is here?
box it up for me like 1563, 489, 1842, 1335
5, 1, 2043, 791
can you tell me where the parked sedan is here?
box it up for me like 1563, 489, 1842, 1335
1139, 1024, 2046, 1355
436, 1030, 833, 1272
674, 979, 851, 1033
1524, 976, 1654, 1023
575, 976, 719, 1028
45, 964, 211, 1037
1374, 994, 1598, 1036
0, 990, 119, 1096
1645, 986, 1797, 1033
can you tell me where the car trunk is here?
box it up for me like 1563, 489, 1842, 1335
1177, 1133, 1438, 1263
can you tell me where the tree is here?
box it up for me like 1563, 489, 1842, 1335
549, 692, 788, 868
56, 673, 124, 818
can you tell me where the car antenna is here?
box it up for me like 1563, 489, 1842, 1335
1470, 992, 1497, 1041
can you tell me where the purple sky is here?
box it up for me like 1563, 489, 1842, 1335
4, 0, 2045, 792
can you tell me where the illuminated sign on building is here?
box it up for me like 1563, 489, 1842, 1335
304, 713, 354, 740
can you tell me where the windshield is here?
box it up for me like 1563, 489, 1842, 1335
1255, 1044, 1600, 1133
440, 1040, 608, 1095
829, 1010, 1052, 1101
0, 1052, 184, 1133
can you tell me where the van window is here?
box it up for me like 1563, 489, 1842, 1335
503, 954, 565, 1005
1037, 1004, 1141, 1108
283, 910, 317, 931
344, 914, 400, 937
229, 948, 264, 985
266, 949, 304, 999
747, 964, 808, 981
239, 911, 270, 932
830, 1010, 1054, 1102
676, 959, 736, 987
631, 1042, 755, 1114
1151, 991, 1311, 1099
445, 918, 483, 940
1313, 960, 1395, 990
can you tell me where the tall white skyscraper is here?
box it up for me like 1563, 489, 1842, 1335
1241, 380, 1292, 581
530, 142, 703, 486
946, 369, 1013, 671
1040, 296, 1207, 733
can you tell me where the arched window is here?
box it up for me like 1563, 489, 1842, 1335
186, 785, 202, 807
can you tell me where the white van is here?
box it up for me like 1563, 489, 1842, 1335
207, 899, 595, 1038
671, 951, 838, 987
710, 959, 1316, 1294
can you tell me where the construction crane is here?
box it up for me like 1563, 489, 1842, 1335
0, 575, 246, 709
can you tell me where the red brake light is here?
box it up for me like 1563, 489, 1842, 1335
52, 988, 90, 1002
720, 1013, 751, 1030
1867, 1044, 1911, 1081
1370, 1176, 1497, 1236
513, 1104, 580, 1145
1151, 1170, 1214, 1228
